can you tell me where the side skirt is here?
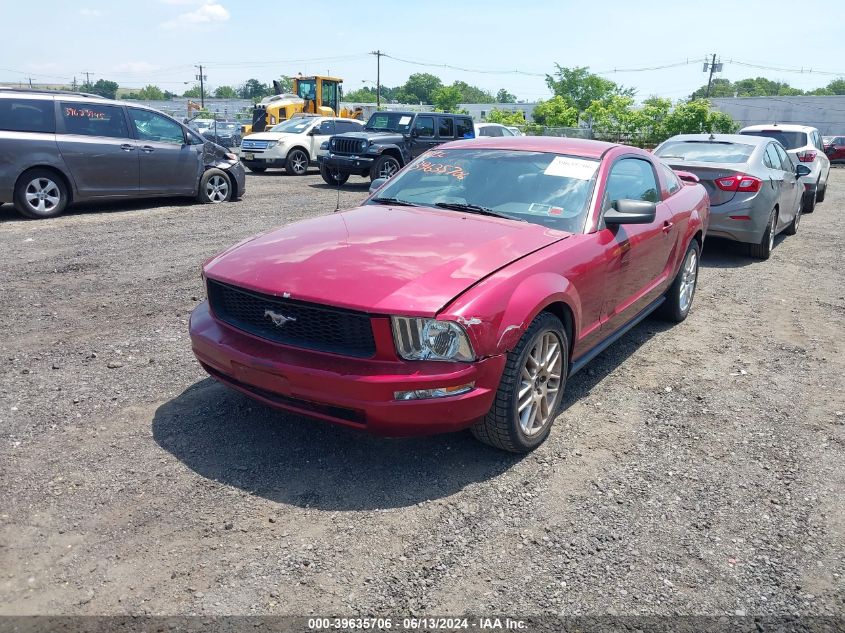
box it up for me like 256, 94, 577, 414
569, 296, 666, 376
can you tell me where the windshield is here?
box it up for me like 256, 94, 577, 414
741, 129, 807, 150
368, 148, 599, 233
656, 141, 754, 163
364, 112, 414, 133
296, 79, 317, 101
269, 118, 313, 134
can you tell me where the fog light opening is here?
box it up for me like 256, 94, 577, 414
394, 382, 475, 401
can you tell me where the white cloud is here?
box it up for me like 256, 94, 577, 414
161, 2, 230, 29
80, 8, 101, 16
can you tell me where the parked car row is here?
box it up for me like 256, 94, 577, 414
0, 88, 245, 218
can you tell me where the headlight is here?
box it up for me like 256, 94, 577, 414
359, 140, 368, 152
320, 141, 329, 150
391, 317, 475, 362
265, 141, 278, 149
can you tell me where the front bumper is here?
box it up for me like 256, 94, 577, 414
226, 162, 247, 197
189, 301, 505, 436
321, 153, 376, 174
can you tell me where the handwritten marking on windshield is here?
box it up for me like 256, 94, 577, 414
408, 160, 468, 180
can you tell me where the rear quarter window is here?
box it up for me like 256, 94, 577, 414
0, 98, 56, 133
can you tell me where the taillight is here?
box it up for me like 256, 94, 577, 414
796, 151, 816, 162
715, 174, 762, 193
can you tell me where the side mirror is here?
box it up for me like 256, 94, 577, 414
796, 164, 811, 178
308, 127, 322, 136
604, 199, 657, 225
369, 178, 387, 193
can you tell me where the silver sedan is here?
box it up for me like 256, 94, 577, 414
654, 134, 810, 260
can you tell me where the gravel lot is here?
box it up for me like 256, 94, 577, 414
1, 167, 843, 618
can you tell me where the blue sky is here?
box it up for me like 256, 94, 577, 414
3, 0, 844, 101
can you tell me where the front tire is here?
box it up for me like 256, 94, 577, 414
319, 163, 349, 186
285, 149, 309, 176
657, 240, 700, 322
749, 208, 777, 260
471, 312, 567, 453
371, 155, 401, 181
13, 169, 69, 219
197, 169, 233, 203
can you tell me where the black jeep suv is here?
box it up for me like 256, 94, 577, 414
318, 111, 475, 185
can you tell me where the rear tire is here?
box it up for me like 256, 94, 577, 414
803, 187, 817, 213
749, 208, 777, 260
471, 312, 567, 453
816, 182, 826, 203
13, 168, 69, 219
657, 240, 700, 322
197, 169, 233, 203
320, 163, 349, 186
285, 149, 309, 176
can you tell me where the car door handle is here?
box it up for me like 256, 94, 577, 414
141, 146, 155, 153
662, 221, 674, 233
120, 144, 135, 152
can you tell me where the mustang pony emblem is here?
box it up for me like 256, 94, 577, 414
264, 309, 297, 327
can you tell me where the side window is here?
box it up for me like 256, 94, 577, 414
763, 144, 780, 170
501, 126, 515, 136
59, 102, 128, 139
339, 121, 360, 133
414, 116, 435, 138
604, 158, 660, 209
129, 109, 185, 145
317, 120, 336, 135
661, 163, 681, 195
774, 143, 793, 171
456, 118, 474, 138
0, 98, 56, 133
321, 82, 337, 108
437, 117, 454, 138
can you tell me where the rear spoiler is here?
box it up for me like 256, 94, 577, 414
674, 170, 700, 185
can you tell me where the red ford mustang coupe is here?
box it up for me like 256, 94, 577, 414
189, 137, 709, 452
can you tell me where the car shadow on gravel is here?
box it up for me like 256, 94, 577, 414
0, 197, 214, 223
152, 378, 523, 511
700, 236, 788, 268
308, 181, 371, 192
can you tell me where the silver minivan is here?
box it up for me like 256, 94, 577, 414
0, 89, 246, 219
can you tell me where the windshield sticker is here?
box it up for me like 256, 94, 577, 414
408, 160, 468, 180
544, 156, 599, 180
398, 116, 412, 125
528, 203, 565, 216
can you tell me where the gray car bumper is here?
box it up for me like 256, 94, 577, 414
706, 202, 770, 244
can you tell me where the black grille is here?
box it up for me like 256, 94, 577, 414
333, 137, 365, 155
207, 279, 376, 358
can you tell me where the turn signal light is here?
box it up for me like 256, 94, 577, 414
796, 151, 816, 163
715, 174, 762, 193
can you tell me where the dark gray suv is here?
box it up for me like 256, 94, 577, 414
0, 89, 246, 219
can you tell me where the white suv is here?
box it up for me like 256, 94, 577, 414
740, 123, 831, 212
239, 115, 363, 175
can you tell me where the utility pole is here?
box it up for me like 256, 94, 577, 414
72, 76, 78, 91
195, 64, 207, 108
82, 71, 92, 87
27, 77, 33, 88
704, 53, 722, 98
370, 50, 384, 107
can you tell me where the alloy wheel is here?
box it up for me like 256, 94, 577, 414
517, 331, 563, 436
25, 177, 61, 214
206, 175, 229, 202
379, 159, 399, 179
678, 248, 698, 314
291, 151, 308, 175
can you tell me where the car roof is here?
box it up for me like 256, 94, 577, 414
440, 135, 626, 158
740, 123, 817, 133
0, 88, 180, 119
662, 133, 771, 146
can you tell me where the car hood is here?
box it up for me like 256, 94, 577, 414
241, 131, 298, 141
204, 205, 569, 316
336, 130, 404, 143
